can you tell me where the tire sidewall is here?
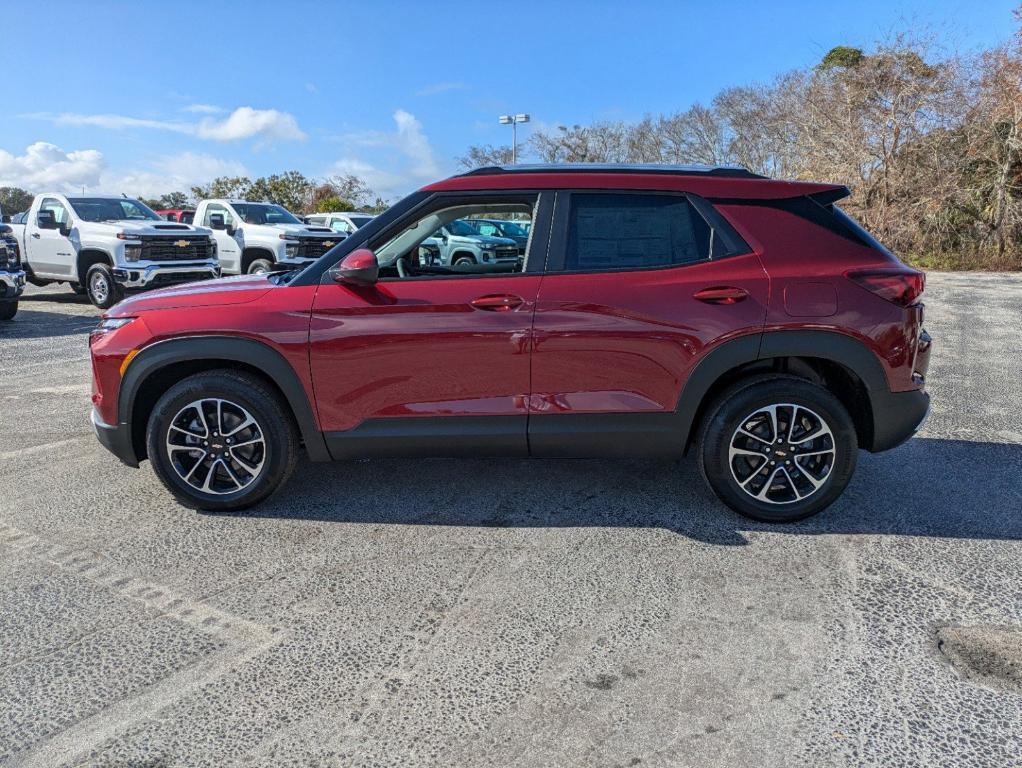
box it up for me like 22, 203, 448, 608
700, 378, 858, 523
247, 259, 273, 275
85, 264, 123, 309
146, 374, 293, 512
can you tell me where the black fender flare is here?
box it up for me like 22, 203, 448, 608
118, 335, 330, 461
675, 329, 892, 450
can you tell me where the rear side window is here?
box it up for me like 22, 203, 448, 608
565, 194, 712, 271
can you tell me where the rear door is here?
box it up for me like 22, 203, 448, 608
529, 190, 769, 455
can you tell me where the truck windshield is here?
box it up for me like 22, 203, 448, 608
349, 216, 372, 229
70, 198, 160, 222
445, 220, 478, 237
232, 203, 301, 225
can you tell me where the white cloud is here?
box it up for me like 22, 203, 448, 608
330, 109, 443, 199
183, 103, 224, 114
0, 141, 104, 191
100, 153, 249, 198
416, 81, 467, 97
22, 106, 306, 144
195, 107, 306, 142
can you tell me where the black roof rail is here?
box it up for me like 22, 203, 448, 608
458, 163, 767, 180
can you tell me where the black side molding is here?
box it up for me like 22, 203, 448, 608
118, 336, 330, 462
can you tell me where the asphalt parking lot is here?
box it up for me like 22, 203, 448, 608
1, 273, 1021, 767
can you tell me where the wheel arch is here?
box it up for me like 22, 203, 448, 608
119, 336, 329, 463
241, 247, 276, 273
679, 330, 890, 453
77, 248, 113, 284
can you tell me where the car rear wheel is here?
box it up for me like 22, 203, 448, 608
146, 370, 298, 512
697, 375, 858, 522
85, 263, 124, 309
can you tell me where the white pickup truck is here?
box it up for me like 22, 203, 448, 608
9, 194, 220, 308
193, 199, 345, 275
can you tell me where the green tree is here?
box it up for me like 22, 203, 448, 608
191, 176, 251, 201
245, 171, 312, 212
0, 187, 34, 215
313, 195, 354, 213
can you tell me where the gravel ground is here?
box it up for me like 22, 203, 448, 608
1, 273, 1020, 768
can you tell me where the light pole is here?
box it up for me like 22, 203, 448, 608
498, 113, 530, 164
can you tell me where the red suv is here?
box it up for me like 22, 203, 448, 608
89, 165, 931, 522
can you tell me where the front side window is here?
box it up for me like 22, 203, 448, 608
39, 198, 71, 225
329, 218, 354, 234
203, 204, 235, 228
371, 197, 535, 280
565, 193, 712, 271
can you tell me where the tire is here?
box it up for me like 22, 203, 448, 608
246, 258, 274, 275
85, 263, 124, 309
146, 370, 298, 512
453, 254, 476, 266
0, 301, 16, 321
697, 375, 858, 523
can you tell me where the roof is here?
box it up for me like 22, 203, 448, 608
423, 164, 846, 201
459, 163, 765, 179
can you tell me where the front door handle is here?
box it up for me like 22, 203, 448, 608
471, 294, 524, 312
31, 233, 41, 239
693, 286, 749, 305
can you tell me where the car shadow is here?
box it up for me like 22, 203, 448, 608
0, 306, 99, 339
236, 437, 1022, 545
19, 291, 92, 306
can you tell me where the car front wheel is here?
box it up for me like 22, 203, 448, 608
0, 301, 17, 321
85, 263, 124, 309
697, 375, 858, 522
146, 370, 298, 512
247, 258, 274, 275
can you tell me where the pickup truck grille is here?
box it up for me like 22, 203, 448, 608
138, 235, 214, 262
1, 235, 18, 267
494, 246, 519, 261
295, 236, 342, 261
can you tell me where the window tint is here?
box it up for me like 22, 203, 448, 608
566, 194, 712, 271
203, 203, 235, 228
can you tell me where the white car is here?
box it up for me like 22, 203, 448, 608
193, 199, 344, 275
9, 194, 219, 308
305, 211, 375, 235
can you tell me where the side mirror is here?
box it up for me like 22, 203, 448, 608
208, 213, 226, 230
37, 209, 58, 230
330, 248, 378, 287
1, 215, 10, 224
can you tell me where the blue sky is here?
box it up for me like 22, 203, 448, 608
2, 0, 1017, 201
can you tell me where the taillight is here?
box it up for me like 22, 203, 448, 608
846, 268, 925, 306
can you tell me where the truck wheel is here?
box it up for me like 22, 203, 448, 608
453, 254, 476, 266
146, 370, 298, 512
0, 301, 17, 321
697, 375, 858, 523
247, 258, 274, 275
85, 263, 125, 309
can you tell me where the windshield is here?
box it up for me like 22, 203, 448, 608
232, 203, 301, 225
498, 221, 527, 237
444, 220, 478, 237
69, 198, 160, 222
349, 216, 372, 229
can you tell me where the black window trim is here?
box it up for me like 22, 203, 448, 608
544, 189, 753, 276
363, 190, 554, 284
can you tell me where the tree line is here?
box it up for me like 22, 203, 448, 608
0, 172, 388, 218
461, 16, 1022, 270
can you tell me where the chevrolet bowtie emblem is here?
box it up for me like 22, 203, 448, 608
174, 240, 190, 247
322, 241, 335, 248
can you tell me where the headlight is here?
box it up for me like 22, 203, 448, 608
124, 244, 142, 262
90, 316, 137, 343
285, 243, 298, 258
481, 250, 494, 261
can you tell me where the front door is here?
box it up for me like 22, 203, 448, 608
309, 192, 551, 458
31, 198, 77, 278
202, 203, 242, 274
529, 190, 769, 455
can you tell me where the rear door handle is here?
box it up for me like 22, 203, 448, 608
471, 294, 524, 311
693, 286, 749, 305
